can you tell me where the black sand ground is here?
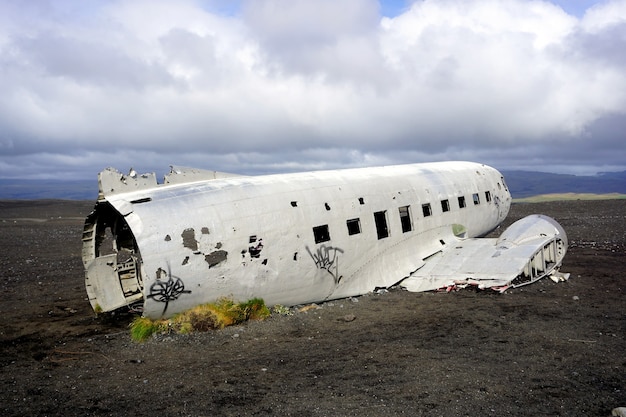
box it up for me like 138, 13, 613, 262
0, 199, 624, 416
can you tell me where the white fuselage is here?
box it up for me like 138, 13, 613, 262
83, 161, 512, 318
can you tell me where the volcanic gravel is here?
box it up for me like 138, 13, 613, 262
0, 199, 624, 416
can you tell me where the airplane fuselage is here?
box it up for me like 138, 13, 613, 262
83, 161, 512, 318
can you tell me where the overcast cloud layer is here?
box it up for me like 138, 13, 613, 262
0, 0, 625, 179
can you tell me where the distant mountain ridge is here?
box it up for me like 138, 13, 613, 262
501, 170, 626, 198
0, 179, 97, 200
0, 170, 625, 200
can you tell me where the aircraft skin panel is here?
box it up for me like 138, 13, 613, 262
402, 214, 568, 292
80, 161, 564, 319
85, 254, 143, 311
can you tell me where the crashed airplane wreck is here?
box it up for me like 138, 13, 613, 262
82, 162, 568, 319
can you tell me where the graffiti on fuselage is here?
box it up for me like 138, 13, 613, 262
306, 244, 344, 284
148, 265, 191, 315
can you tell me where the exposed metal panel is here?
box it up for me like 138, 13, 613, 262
163, 165, 244, 184
85, 254, 143, 311
402, 215, 568, 291
98, 167, 158, 198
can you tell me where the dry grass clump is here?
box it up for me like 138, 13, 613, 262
130, 297, 270, 342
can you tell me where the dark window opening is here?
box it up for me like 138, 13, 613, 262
325, 202, 331, 211
346, 218, 361, 235
399, 206, 412, 233
422, 203, 432, 217
441, 199, 450, 212
358, 197, 365, 205
473, 193, 480, 205
291, 201, 298, 207
501, 176, 509, 191
313, 225, 331, 243
374, 211, 389, 239
458, 196, 466, 208
249, 235, 257, 243
485, 191, 492, 202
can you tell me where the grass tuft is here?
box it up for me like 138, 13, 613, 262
129, 297, 270, 342
272, 304, 293, 316
130, 316, 168, 341
240, 297, 271, 321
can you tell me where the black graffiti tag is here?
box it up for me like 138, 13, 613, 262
306, 245, 344, 284
147, 266, 191, 315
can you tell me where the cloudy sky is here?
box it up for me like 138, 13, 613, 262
0, 0, 624, 180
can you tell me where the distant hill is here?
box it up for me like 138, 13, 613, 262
0, 170, 625, 200
0, 179, 97, 200
501, 170, 626, 198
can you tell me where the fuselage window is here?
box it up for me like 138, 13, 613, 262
441, 199, 450, 212
500, 176, 509, 191
458, 196, 466, 209
313, 225, 331, 243
422, 203, 432, 217
374, 211, 389, 239
398, 206, 412, 233
485, 191, 492, 202
473, 193, 480, 205
346, 218, 361, 235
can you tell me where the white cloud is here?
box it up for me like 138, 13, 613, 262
0, 0, 624, 180
581, 0, 626, 32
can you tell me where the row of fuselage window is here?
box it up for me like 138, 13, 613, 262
312, 190, 493, 244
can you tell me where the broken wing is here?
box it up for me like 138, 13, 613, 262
401, 215, 568, 292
